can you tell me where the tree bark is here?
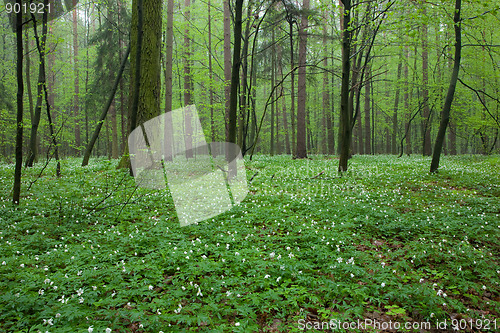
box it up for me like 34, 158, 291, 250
392, 57, 402, 154
223, 0, 231, 140
73, 0, 81, 155
227, 0, 243, 145
183, 0, 193, 159
295, 0, 309, 159
13, 0, 23, 205
364, 68, 371, 154
25, 15, 48, 168
430, 0, 461, 172
421, 4, 431, 156
338, 0, 352, 172
118, 0, 162, 170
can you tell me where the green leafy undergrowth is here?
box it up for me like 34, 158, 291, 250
0, 155, 498, 332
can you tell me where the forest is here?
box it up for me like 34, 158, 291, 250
0, 0, 499, 331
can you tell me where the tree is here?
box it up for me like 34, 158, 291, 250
338, 0, 352, 172
227, 0, 244, 145
13, 0, 23, 205
430, 0, 462, 172
295, 0, 309, 159
118, 0, 162, 170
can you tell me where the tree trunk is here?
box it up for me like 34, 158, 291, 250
287, 15, 296, 156
13, 1, 23, 205
392, 57, 402, 154
223, 0, 231, 140
404, 46, 411, 155
207, 0, 215, 152
25, 0, 50, 168
227, 0, 243, 145
163, 0, 174, 161
295, 0, 309, 159
82, 46, 131, 166
421, 5, 431, 156
118, 0, 162, 170
183, 0, 193, 159
338, 0, 352, 172
364, 68, 371, 154
430, 0, 461, 172
73, 0, 81, 155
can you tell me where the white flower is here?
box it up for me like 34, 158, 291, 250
276, 277, 282, 283
148, 285, 154, 290
38, 289, 44, 295
235, 322, 240, 326
20, 263, 25, 268
106, 329, 112, 333
264, 275, 270, 279
77, 288, 84, 296
1, 261, 5, 265
337, 257, 343, 263
55, 313, 61, 318
270, 252, 275, 259
79, 297, 84, 303
381, 262, 386, 267
288, 253, 294, 258
92, 286, 97, 291
174, 303, 182, 313
88, 326, 94, 333
235, 252, 240, 256
437, 289, 443, 296
197, 288, 203, 297
482, 285, 487, 290
381, 283, 386, 287
226, 291, 232, 297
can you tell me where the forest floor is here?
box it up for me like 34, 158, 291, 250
0, 155, 499, 332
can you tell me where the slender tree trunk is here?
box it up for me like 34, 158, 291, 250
26, 2, 49, 168
207, 0, 215, 152
270, 30, 275, 156
287, 16, 296, 156
227, 0, 243, 145
183, 0, 193, 159
322, 18, 329, 155
13, 1, 23, 205
73, 0, 81, 155
430, 0, 461, 172
421, 5, 431, 156
338, 0, 352, 172
82, 47, 131, 166
163, 0, 174, 161
295, 0, 309, 159
223, 0, 231, 140
392, 57, 402, 154
277, 43, 290, 154
404, 46, 411, 155
364, 68, 371, 154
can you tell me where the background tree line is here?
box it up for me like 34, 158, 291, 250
1, 0, 499, 201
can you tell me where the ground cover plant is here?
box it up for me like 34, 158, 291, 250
0, 155, 499, 332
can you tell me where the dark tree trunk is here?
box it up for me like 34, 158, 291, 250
295, 0, 309, 159
338, 0, 352, 172
227, 0, 243, 145
430, 0, 461, 172
13, 1, 23, 205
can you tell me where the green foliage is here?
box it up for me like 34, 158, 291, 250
0, 155, 498, 331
